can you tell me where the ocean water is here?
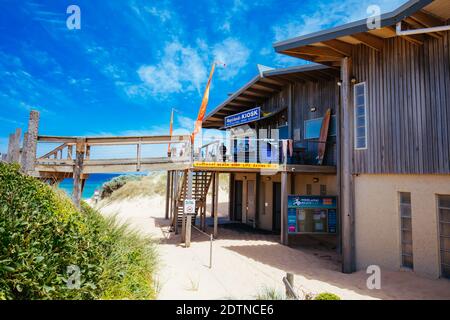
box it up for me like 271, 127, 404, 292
58, 173, 123, 199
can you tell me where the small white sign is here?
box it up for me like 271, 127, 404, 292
184, 199, 196, 215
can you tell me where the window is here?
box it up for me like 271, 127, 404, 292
354, 83, 367, 149
304, 116, 337, 140
438, 195, 450, 279
400, 192, 413, 269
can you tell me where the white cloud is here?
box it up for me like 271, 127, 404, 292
135, 41, 207, 97
213, 38, 250, 80
144, 6, 172, 22
177, 115, 195, 131
273, 0, 407, 42
130, 37, 250, 98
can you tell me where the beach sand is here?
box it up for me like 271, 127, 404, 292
93, 195, 450, 300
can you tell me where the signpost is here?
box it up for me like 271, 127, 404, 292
224, 107, 261, 128
184, 199, 196, 215
184, 198, 195, 248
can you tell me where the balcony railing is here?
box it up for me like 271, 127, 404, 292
194, 138, 336, 166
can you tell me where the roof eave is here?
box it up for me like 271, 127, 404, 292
273, 0, 433, 52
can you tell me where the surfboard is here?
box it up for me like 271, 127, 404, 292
317, 108, 331, 165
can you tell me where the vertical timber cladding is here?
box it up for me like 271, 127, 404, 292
259, 78, 339, 134
259, 78, 339, 165
352, 33, 450, 174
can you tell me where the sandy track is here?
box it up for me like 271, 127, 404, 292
95, 196, 450, 300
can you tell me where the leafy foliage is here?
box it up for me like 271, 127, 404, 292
0, 163, 157, 300
314, 292, 341, 300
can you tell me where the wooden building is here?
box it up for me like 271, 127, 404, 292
203, 65, 341, 248
273, 0, 450, 278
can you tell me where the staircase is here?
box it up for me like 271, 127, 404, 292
172, 170, 213, 232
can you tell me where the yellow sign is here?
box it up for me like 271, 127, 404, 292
193, 161, 279, 170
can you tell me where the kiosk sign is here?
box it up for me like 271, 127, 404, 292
224, 107, 260, 128
184, 199, 196, 215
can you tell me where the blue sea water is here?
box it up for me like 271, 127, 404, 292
58, 173, 123, 199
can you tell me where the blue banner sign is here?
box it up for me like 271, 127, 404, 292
224, 107, 260, 128
288, 195, 337, 209
287, 195, 338, 234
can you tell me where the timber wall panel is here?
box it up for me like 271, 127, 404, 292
352, 32, 450, 174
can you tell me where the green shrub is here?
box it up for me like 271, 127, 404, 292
314, 292, 341, 300
0, 163, 157, 300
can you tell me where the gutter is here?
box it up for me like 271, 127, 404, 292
396, 21, 450, 36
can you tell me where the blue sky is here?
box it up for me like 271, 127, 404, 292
0, 0, 406, 153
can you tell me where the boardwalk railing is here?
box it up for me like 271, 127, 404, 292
36, 134, 192, 174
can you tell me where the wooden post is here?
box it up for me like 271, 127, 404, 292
85, 145, 91, 160
67, 145, 73, 160
173, 172, 179, 234
211, 172, 216, 218
213, 172, 219, 238
285, 273, 294, 298
185, 214, 191, 248
165, 171, 171, 220
340, 57, 355, 273
6, 133, 13, 163
255, 172, 261, 228
72, 138, 85, 209
280, 172, 288, 245
183, 169, 193, 242
8, 128, 21, 164
23, 110, 40, 173
229, 173, 235, 221
288, 83, 294, 139
20, 132, 29, 169
136, 142, 141, 171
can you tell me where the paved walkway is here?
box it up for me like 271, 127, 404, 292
97, 197, 450, 300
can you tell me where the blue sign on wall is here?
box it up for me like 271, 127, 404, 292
224, 107, 260, 128
288, 195, 337, 209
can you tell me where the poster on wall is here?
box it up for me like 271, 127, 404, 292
287, 195, 337, 234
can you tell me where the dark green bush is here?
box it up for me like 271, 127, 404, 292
314, 292, 341, 300
0, 163, 157, 300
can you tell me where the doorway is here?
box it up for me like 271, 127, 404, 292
273, 182, 281, 233
234, 181, 243, 222
246, 180, 256, 226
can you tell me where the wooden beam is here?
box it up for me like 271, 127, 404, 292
245, 88, 273, 97
340, 57, 355, 273
350, 33, 384, 51
410, 10, 445, 28
320, 39, 353, 56
404, 17, 443, 39
385, 26, 424, 45
256, 80, 284, 91
295, 45, 345, 58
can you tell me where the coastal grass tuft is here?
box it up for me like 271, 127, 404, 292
0, 162, 158, 300
101, 172, 167, 202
